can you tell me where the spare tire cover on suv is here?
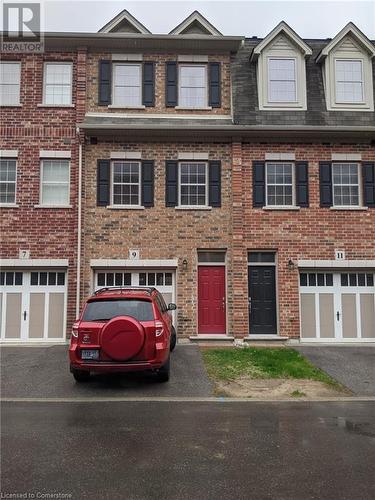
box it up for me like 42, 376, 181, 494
100, 316, 145, 361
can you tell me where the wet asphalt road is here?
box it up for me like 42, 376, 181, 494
2, 400, 375, 500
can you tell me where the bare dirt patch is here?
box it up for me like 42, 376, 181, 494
215, 376, 350, 399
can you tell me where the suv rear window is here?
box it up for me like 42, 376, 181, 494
82, 299, 154, 322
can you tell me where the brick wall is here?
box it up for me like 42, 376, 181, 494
233, 142, 375, 338
86, 52, 232, 115
0, 48, 87, 332
82, 140, 233, 337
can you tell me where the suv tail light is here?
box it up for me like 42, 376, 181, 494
155, 320, 164, 337
71, 322, 79, 338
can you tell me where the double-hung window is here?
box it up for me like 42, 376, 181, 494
0, 159, 17, 204
266, 162, 294, 206
112, 161, 141, 206
335, 59, 364, 103
179, 162, 208, 207
179, 65, 207, 108
41, 160, 70, 205
268, 58, 297, 103
113, 63, 142, 107
0, 62, 21, 105
43, 62, 72, 105
332, 163, 360, 207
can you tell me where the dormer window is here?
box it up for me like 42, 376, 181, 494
317, 23, 375, 111
251, 22, 312, 111
268, 58, 297, 102
335, 59, 363, 103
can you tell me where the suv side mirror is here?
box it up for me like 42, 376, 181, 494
167, 303, 177, 311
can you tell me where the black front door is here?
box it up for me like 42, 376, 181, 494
248, 266, 277, 334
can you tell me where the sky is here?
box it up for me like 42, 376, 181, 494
3, 0, 375, 38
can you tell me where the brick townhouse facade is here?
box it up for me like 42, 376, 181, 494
1, 10, 374, 344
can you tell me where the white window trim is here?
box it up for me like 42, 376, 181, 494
110, 160, 142, 208
43, 62, 73, 106
178, 64, 208, 109
39, 159, 71, 207
0, 61, 21, 106
332, 162, 362, 208
0, 158, 17, 206
334, 58, 364, 104
267, 57, 298, 104
178, 161, 209, 208
112, 62, 142, 108
323, 47, 374, 111
257, 49, 307, 110
265, 161, 296, 208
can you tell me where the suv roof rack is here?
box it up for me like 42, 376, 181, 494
93, 286, 156, 296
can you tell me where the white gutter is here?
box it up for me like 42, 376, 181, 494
76, 131, 83, 317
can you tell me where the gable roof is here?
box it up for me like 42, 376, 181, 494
169, 10, 222, 36
316, 22, 375, 62
250, 21, 312, 61
98, 9, 151, 34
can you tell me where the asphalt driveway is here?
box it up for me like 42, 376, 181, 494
295, 345, 375, 396
0, 344, 213, 398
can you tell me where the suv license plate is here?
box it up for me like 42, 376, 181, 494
81, 349, 99, 360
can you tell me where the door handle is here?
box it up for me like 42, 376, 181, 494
336, 311, 340, 321
248, 297, 252, 314
23, 310, 27, 321
222, 297, 225, 310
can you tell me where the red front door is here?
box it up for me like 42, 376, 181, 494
198, 266, 226, 334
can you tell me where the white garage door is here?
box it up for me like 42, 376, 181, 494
0, 270, 67, 342
300, 271, 375, 342
94, 269, 176, 323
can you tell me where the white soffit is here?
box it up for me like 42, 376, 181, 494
316, 22, 375, 62
251, 21, 312, 61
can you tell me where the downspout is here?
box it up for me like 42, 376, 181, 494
76, 128, 83, 317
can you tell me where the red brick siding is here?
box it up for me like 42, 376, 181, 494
233, 142, 375, 338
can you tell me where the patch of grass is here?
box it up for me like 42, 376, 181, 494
202, 347, 340, 388
290, 390, 307, 398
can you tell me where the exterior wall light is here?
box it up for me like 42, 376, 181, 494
182, 259, 188, 270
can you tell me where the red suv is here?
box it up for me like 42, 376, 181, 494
69, 287, 177, 383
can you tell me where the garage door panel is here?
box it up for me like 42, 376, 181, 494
301, 294, 316, 338
29, 293, 45, 339
342, 294, 357, 339
360, 294, 375, 338
48, 293, 65, 339
5, 293, 22, 339
319, 294, 335, 338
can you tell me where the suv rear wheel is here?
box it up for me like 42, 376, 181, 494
170, 326, 177, 352
155, 355, 170, 383
72, 368, 91, 382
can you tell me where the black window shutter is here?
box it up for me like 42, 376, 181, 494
143, 62, 155, 107
98, 60, 112, 106
141, 160, 154, 207
97, 160, 110, 206
209, 160, 221, 207
295, 161, 309, 207
253, 161, 265, 207
165, 160, 178, 206
362, 162, 375, 207
319, 161, 332, 207
166, 62, 177, 107
209, 62, 221, 108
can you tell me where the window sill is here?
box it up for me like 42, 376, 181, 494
34, 204, 72, 209
175, 206, 212, 211
175, 106, 213, 111
261, 104, 306, 111
106, 205, 145, 210
0, 104, 22, 107
37, 104, 75, 108
330, 206, 368, 211
263, 206, 300, 211
108, 105, 146, 109
0, 203, 19, 208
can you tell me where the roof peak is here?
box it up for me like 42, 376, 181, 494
98, 9, 151, 34
169, 10, 222, 36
